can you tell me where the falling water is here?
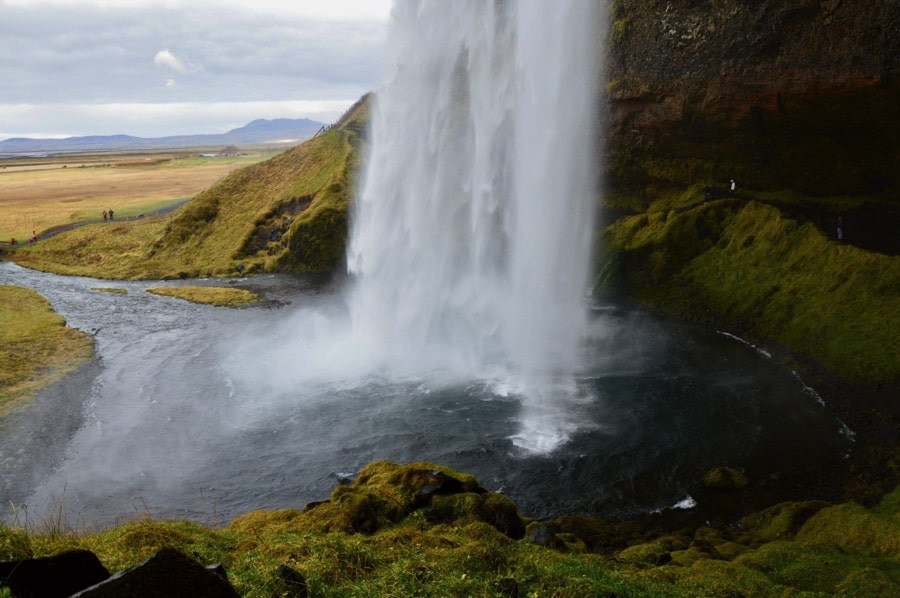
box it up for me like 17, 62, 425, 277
347, 1, 603, 452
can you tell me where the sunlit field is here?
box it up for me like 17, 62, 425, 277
0, 149, 278, 242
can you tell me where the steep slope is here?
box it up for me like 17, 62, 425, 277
150, 96, 369, 276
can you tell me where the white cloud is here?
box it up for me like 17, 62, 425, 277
0, 0, 388, 137
153, 49, 188, 73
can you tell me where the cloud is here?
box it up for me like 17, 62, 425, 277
154, 49, 188, 73
0, 1, 388, 137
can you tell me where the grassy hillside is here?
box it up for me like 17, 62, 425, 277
6, 97, 368, 280
596, 188, 900, 387
3, 461, 899, 597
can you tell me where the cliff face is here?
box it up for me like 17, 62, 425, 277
607, 0, 900, 196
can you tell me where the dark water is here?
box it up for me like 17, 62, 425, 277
0, 262, 852, 527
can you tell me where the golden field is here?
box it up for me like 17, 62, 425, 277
0, 150, 277, 242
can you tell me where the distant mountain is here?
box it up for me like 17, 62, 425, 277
0, 118, 325, 156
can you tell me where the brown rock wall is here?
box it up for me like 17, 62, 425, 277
606, 0, 900, 196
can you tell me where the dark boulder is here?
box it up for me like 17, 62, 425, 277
480, 493, 526, 540
70, 547, 239, 597
0, 549, 110, 598
527, 523, 567, 551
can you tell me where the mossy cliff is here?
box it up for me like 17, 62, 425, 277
607, 0, 900, 197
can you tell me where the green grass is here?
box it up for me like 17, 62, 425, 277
2, 463, 898, 597
0, 285, 94, 417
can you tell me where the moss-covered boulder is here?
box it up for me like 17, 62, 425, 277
272, 461, 531, 540
703, 466, 751, 490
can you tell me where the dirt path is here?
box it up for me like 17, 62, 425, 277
0, 197, 190, 248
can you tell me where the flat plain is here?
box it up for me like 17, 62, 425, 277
0, 149, 276, 242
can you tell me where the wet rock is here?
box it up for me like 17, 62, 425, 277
527, 523, 567, 551
70, 547, 239, 597
0, 549, 110, 598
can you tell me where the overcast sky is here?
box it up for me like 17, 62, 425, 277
0, 0, 392, 139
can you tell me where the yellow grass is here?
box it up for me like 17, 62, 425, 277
146, 286, 260, 307
7, 129, 360, 279
0, 285, 94, 416
0, 151, 275, 242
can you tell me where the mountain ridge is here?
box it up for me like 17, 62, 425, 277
0, 118, 325, 155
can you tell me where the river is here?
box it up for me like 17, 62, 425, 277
0, 261, 853, 528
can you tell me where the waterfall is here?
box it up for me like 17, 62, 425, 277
347, 1, 603, 452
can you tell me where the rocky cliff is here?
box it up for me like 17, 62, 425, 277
607, 0, 900, 197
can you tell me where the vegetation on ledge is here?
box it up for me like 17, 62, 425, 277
0, 285, 94, 417
2, 462, 899, 597
146, 286, 260, 307
596, 187, 900, 387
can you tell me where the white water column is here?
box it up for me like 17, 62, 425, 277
347, 0, 603, 451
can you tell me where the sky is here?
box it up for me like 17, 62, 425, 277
0, 0, 392, 139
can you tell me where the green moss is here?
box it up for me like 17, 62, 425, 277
735, 500, 831, 546
599, 194, 900, 385
611, 18, 630, 42
618, 541, 672, 566
2, 468, 899, 596
794, 496, 900, 558
702, 466, 750, 490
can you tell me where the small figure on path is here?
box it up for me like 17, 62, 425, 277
108, 209, 114, 220
103, 210, 107, 221
836, 216, 844, 241
730, 179, 736, 194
